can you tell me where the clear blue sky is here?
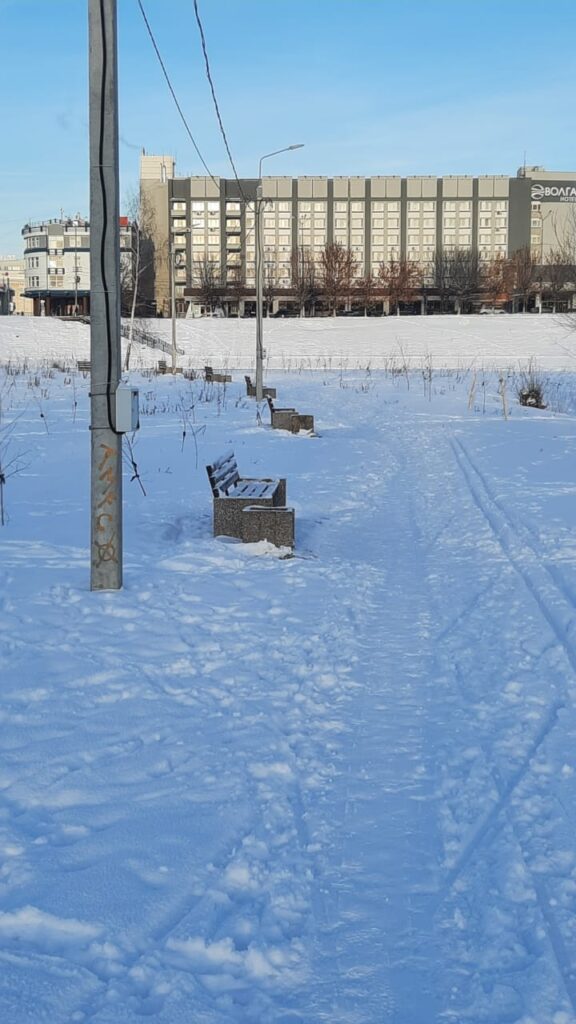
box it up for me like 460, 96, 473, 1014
1, 0, 575, 254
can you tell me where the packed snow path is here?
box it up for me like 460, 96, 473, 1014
2, 367, 576, 1022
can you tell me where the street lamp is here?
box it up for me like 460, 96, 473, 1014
255, 144, 304, 400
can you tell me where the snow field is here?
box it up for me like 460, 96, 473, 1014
2, 325, 576, 1020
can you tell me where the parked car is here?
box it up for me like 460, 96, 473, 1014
480, 306, 506, 315
272, 308, 298, 318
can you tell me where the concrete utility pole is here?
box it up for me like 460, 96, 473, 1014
170, 244, 177, 371
89, 0, 123, 590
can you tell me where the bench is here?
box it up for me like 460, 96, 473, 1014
206, 450, 294, 548
77, 359, 91, 373
244, 375, 276, 400
205, 365, 232, 384
266, 396, 315, 434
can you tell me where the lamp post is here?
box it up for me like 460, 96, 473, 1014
255, 144, 304, 401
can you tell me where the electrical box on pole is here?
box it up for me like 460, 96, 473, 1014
115, 385, 140, 433
89, 0, 123, 590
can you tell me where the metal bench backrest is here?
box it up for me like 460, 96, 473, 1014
206, 451, 240, 497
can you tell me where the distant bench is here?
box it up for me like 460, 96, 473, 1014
267, 396, 314, 434
77, 359, 91, 373
205, 365, 232, 384
244, 375, 276, 400
206, 450, 294, 549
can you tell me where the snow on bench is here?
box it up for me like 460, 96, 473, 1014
204, 366, 232, 384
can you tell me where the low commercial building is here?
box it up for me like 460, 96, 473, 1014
0, 256, 33, 315
140, 155, 576, 315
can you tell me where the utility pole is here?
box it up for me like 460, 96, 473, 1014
255, 183, 264, 400
170, 243, 177, 371
89, 0, 123, 590
73, 219, 79, 315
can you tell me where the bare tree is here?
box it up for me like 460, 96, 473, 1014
354, 273, 382, 316
263, 259, 279, 317
122, 187, 160, 370
378, 257, 419, 316
319, 242, 358, 315
431, 250, 453, 312
290, 246, 318, 317
544, 249, 574, 313
446, 248, 483, 314
482, 255, 513, 308
194, 257, 223, 313
510, 245, 539, 312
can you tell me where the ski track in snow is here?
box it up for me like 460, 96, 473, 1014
2, 340, 576, 1021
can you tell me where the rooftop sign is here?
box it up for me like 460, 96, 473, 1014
531, 181, 576, 203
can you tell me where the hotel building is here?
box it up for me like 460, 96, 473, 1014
140, 156, 576, 314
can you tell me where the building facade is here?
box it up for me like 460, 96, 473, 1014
22, 217, 133, 316
0, 256, 33, 315
140, 156, 576, 315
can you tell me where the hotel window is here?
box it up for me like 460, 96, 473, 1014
388, 233, 399, 244
459, 201, 471, 211
459, 234, 471, 245
423, 202, 435, 211
408, 218, 419, 228
172, 201, 186, 212
351, 202, 363, 211
351, 233, 363, 244
480, 201, 492, 211
226, 202, 240, 213
299, 202, 311, 212
351, 218, 363, 228
335, 218, 347, 229
388, 217, 399, 228
372, 217, 384, 228
459, 217, 471, 228
387, 202, 399, 212
444, 202, 455, 211
408, 233, 420, 244
334, 202, 347, 212
479, 217, 492, 227
192, 202, 205, 211
423, 218, 435, 228
278, 202, 291, 212
372, 234, 385, 244
444, 218, 456, 228
372, 202, 384, 212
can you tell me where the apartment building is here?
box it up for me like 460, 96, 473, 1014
22, 217, 133, 316
140, 155, 576, 315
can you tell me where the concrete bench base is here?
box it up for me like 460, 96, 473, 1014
213, 478, 286, 539
271, 410, 315, 433
241, 506, 295, 549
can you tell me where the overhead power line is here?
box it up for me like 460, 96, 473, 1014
136, 0, 219, 188
192, 0, 248, 204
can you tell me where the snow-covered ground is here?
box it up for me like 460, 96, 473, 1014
2, 318, 576, 1022
1, 311, 576, 370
